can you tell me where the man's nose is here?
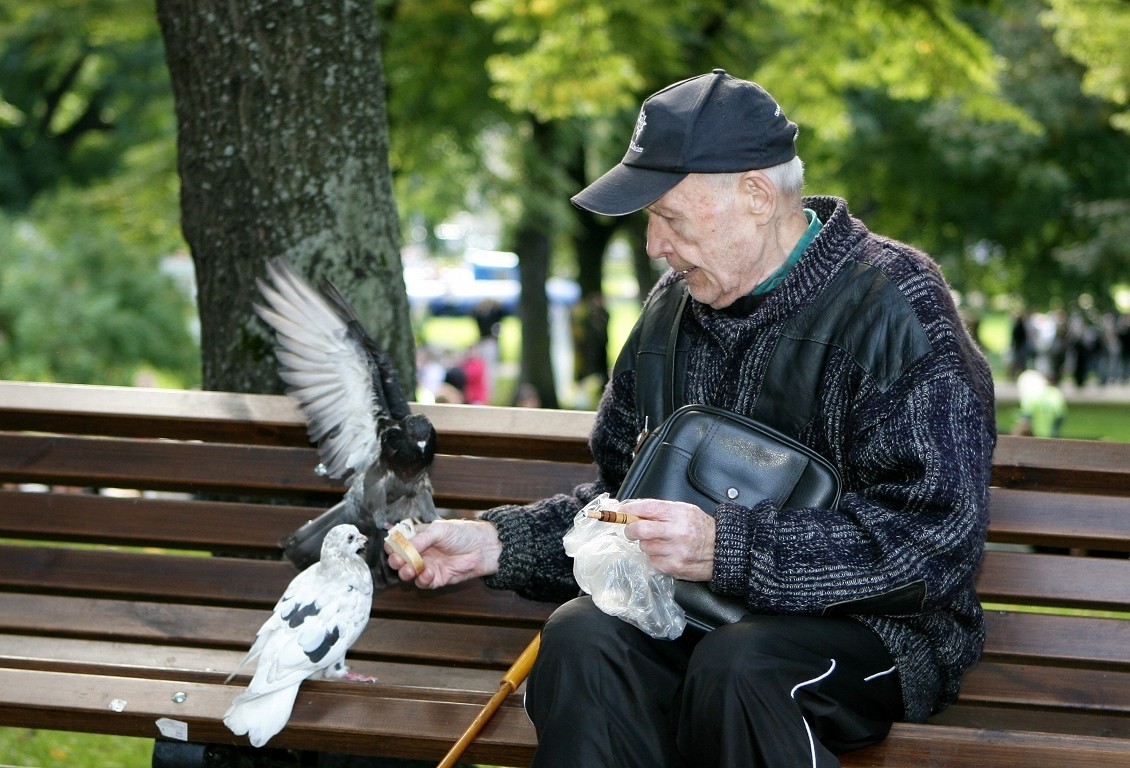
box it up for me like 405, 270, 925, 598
645, 220, 668, 260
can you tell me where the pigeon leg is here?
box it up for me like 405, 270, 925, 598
342, 669, 379, 683
322, 661, 378, 683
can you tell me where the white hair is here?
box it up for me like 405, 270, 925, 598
760, 155, 805, 197
701, 155, 806, 201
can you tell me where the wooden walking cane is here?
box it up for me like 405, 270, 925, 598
436, 632, 542, 768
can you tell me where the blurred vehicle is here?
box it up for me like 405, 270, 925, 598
405, 249, 580, 317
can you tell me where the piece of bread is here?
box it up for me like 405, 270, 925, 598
387, 527, 425, 574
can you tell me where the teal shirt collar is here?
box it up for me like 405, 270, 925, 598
751, 208, 822, 297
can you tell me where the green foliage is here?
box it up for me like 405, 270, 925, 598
1042, 0, 1130, 133
747, 0, 1028, 142
0, 0, 1125, 391
473, 0, 651, 121
0, 0, 191, 386
0, 0, 175, 212
826, 0, 1130, 310
0, 189, 199, 387
383, 0, 505, 229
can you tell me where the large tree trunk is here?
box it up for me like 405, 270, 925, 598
156, 0, 411, 394
515, 221, 557, 409
512, 119, 560, 408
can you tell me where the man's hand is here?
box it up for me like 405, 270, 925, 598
619, 499, 716, 581
384, 519, 501, 589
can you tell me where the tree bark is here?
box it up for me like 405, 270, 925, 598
511, 119, 561, 408
515, 220, 556, 408
156, 0, 411, 394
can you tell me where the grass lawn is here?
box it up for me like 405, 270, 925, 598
0, 728, 153, 767
997, 401, 1130, 442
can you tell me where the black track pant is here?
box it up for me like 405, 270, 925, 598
525, 596, 904, 768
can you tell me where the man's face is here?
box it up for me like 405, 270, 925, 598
644, 174, 763, 309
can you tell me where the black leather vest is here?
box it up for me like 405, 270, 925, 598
622, 261, 933, 440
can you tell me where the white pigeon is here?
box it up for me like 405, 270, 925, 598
223, 523, 376, 748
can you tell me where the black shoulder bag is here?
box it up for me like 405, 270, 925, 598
616, 280, 842, 632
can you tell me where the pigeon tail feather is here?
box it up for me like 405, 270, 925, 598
223, 684, 301, 748
280, 498, 357, 572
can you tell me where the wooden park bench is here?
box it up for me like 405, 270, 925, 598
1, 379, 1129, 766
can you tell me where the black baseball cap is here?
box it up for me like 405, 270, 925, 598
571, 69, 798, 216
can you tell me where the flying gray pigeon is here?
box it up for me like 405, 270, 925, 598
254, 257, 439, 585
223, 523, 376, 748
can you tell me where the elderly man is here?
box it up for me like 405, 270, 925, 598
389, 70, 995, 768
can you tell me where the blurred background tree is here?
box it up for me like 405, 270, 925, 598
0, 0, 193, 387
1, 0, 1128, 403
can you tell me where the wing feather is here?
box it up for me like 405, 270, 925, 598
255, 259, 382, 480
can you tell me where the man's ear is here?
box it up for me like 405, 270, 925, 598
740, 170, 776, 223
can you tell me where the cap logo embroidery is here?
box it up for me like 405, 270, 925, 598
629, 108, 647, 154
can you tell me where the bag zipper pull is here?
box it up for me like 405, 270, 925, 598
631, 415, 650, 459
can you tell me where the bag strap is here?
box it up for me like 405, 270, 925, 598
634, 263, 888, 439
632, 279, 690, 430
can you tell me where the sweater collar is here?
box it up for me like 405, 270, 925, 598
721, 207, 822, 316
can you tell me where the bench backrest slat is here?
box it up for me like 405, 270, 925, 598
983, 611, 1130, 670
0, 543, 554, 625
0, 381, 595, 457
0, 488, 319, 553
0, 433, 595, 508
992, 434, 1130, 494
989, 488, 1130, 551
976, 550, 1130, 611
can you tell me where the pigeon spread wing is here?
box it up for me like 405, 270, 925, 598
254, 258, 439, 581
224, 524, 374, 748
254, 258, 384, 481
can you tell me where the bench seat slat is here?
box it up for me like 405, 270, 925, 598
839, 722, 1130, 767
928, 703, 1130, 740
0, 634, 516, 694
0, 594, 543, 669
0, 666, 538, 764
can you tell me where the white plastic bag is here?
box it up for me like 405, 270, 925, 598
563, 494, 686, 639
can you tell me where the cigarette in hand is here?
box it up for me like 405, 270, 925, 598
585, 508, 641, 525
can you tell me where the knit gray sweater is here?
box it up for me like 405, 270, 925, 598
481, 195, 996, 722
